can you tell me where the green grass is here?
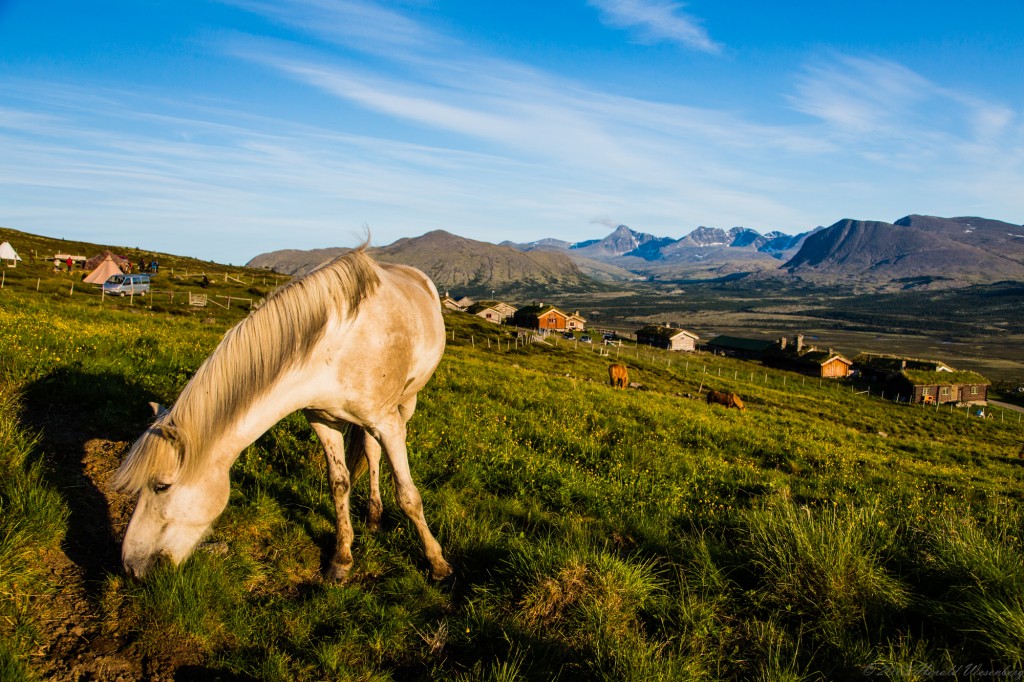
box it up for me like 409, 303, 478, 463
1, 247, 1023, 679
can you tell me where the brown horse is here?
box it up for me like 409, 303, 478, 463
609, 363, 628, 389
706, 389, 744, 409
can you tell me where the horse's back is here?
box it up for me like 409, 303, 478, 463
308, 258, 444, 423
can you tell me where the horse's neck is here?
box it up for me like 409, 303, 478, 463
197, 370, 318, 471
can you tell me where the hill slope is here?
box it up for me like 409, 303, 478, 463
783, 218, 1024, 286
248, 230, 600, 296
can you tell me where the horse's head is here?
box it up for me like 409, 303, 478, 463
115, 403, 230, 578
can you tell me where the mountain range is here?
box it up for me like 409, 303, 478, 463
247, 215, 1024, 295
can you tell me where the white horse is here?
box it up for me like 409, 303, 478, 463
113, 247, 452, 581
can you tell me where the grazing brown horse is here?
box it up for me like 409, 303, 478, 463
609, 363, 629, 389
706, 389, 745, 410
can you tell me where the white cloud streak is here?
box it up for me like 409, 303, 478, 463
588, 0, 721, 53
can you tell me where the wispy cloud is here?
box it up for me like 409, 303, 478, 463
587, 0, 720, 53
221, 0, 435, 53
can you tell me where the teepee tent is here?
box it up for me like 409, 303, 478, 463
84, 254, 124, 284
85, 250, 130, 271
0, 241, 22, 267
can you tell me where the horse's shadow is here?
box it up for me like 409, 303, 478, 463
20, 367, 159, 592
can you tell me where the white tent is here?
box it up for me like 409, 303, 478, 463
0, 241, 22, 267
83, 254, 124, 284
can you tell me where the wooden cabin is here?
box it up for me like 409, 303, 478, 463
565, 310, 586, 331
890, 370, 990, 405
467, 303, 503, 324
512, 304, 569, 331
440, 295, 462, 312
636, 325, 699, 352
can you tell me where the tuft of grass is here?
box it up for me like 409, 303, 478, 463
0, 383, 68, 673
743, 497, 910, 644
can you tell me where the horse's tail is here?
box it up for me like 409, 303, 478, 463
345, 425, 370, 482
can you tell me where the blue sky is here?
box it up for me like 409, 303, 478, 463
1, 0, 1022, 263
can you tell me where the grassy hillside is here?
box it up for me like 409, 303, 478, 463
1, 235, 1023, 679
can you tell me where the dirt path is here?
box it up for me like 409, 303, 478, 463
989, 399, 1024, 415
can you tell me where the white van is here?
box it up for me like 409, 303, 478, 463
103, 273, 151, 297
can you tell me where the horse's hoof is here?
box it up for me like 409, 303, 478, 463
326, 561, 352, 583
430, 561, 453, 582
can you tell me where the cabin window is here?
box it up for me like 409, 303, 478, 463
940, 387, 950, 396
970, 386, 978, 395
921, 387, 931, 396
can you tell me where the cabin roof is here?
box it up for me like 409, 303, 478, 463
636, 325, 698, 340
798, 350, 852, 366
899, 370, 990, 386
707, 335, 774, 352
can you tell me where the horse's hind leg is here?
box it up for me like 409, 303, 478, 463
363, 433, 384, 532
307, 416, 355, 582
370, 411, 452, 581
344, 426, 384, 532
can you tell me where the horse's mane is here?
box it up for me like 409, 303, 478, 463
114, 247, 381, 493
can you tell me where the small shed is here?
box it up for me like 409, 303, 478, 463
636, 325, 699, 351
794, 350, 853, 378
0, 241, 22, 267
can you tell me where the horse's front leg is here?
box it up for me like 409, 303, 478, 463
306, 415, 355, 582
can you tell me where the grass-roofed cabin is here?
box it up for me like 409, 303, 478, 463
706, 335, 775, 359
635, 325, 699, 351
891, 370, 991, 405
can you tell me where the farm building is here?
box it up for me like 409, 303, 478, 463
890, 370, 990, 405
764, 348, 852, 378
489, 301, 518, 319
762, 335, 852, 378
513, 304, 572, 331
440, 295, 462, 312
454, 296, 475, 310
635, 325, 699, 351
706, 335, 775, 359
467, 303, 504, 324
565, 310, 586, 331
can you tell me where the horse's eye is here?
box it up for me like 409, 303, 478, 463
152, 482, 172, 494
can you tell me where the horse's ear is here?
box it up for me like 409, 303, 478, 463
152, 423, 179, 444
149, 402, 168, 418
